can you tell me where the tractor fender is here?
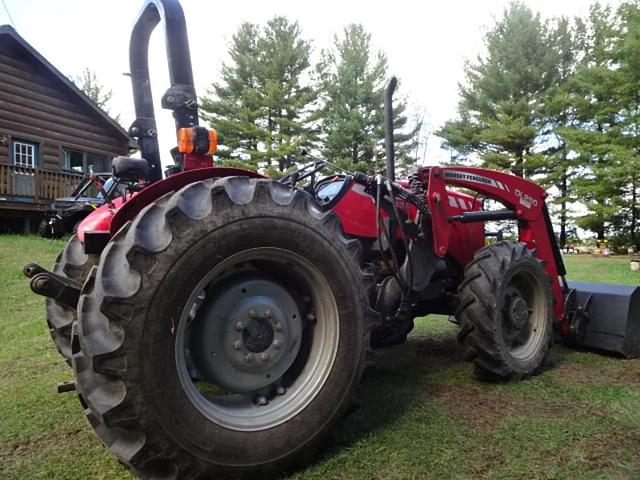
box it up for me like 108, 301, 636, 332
77, 167, 263, 243
109, 167, 263, 236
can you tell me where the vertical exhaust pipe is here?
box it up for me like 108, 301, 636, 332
384, 77, 398, 182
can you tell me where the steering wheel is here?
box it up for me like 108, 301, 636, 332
279, 160, 327, 187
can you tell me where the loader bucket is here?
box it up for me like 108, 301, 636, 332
566, 281, 640, 358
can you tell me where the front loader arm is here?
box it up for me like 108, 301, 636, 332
426, 166, 568, 334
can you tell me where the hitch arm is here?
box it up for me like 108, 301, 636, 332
29, 270, 81, 310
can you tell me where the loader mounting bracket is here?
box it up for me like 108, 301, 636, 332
564, 288, 592, 343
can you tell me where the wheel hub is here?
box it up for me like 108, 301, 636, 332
508, 295, 529, 331
190, 277, 302, 393
242, 317, 275, 353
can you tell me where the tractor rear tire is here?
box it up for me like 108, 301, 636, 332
45, 234, 95, 364
456, 241, 553, 381
73, 177, 377, 478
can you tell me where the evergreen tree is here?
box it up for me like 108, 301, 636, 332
258, 17, 317, 170
611, 1, 640, 248
201, 23, 263, 163
560, 3, 625, 241
539, 17, 581, 248
316, 24, 417, 173
437, 2, 559, 177
201, 18, 315, 170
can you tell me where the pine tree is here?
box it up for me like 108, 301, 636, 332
201, 18, 315, 170
437, 2, 559, 177
539, 17, 581, 248
611, 1, 640, 248
560, 3, 625, 242
316, 24, 418, 173
201, 23, 263, 163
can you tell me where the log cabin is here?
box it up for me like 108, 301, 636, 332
0, 25, 132, 233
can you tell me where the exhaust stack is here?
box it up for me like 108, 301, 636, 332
384, 77, 398, 182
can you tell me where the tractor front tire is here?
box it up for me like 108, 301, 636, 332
45, 234, 95, 364
456, 241, 553, 381
73, 177, 376, 478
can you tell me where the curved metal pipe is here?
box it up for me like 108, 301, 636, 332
129, 0, 198, 182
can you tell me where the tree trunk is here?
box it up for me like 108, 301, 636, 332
632, 176, 639, 250
513, 148, 524, 178
559, 167, 568, 249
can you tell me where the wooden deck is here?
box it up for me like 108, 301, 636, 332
0, 163, 84, 212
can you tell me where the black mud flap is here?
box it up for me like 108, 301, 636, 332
567, 281, 640, 358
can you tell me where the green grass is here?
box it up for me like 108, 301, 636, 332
1, 238, 639, 479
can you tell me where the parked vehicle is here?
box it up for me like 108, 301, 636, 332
38, 173, 122, 238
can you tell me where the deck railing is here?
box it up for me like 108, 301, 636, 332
0, 164, 84, 204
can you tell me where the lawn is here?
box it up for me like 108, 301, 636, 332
1, 235, 639, 479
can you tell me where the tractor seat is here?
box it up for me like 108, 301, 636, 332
112, 156, 150, 182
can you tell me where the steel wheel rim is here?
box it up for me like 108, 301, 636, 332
501, 269, 547, 362
175, 247, 340, 432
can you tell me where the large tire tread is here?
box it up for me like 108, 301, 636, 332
73, 177, 378, 479
45, 234, 96, 364
456, 240, 553, 382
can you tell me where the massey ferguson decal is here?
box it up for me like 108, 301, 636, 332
443, 170, 539, 210
443, 170, 510, 192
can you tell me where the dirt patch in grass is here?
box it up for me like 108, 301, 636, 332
570, 422, 640, 474
6, 428, 85, 458
426, 381, 584, 429
553, 361, 640, 387
413, 333, 465, 366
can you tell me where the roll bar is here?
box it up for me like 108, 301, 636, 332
128, 0, 199, 182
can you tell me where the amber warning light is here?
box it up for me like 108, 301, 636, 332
178, 126, 217, 155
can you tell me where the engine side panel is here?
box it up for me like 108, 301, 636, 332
443, 191, 485, 268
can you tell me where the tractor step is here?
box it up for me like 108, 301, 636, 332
566, 281, 640, 358
57, 381, 76, 394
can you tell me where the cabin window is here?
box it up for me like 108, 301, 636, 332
87, 152, 107, 172
63, 150, 108, 173
63, 150, 85, 173
12, 139, 39, 168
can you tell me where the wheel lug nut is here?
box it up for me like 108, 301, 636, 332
233, 340, 242, 350
261, 353, 270, 362
273, 340, 282, 350
235, 321, 245, 331
257, 396, 268, 406
248, 310, 257, 319
274, 322, 283, 332
276, 386, 286, 396
306, 313, 316, 324
244, 353, 254, 363
265, 310, 272, 319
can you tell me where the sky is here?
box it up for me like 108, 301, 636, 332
0, 0, 618, 169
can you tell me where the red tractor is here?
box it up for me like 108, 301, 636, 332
24, 1, 639, 478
